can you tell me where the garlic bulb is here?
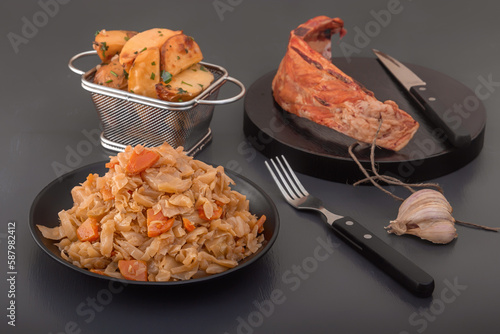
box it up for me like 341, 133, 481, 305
385, 189, 457, 244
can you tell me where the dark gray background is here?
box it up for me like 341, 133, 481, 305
1, 0, 499, 333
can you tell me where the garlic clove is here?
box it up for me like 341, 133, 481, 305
405, 220, 458, 244
386, 189, 458, 244
397, 189, 452, 219
399, 204, 454, 227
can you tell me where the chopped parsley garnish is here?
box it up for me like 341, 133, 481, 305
150, 72, 156, 80
130, 89, 135, 93
199, 65, 208, 72
95, 30, 101, 36
177, 88, 188, 95
140, 47, 147, 53
184, 48, 189, 54
181, 81, 192, 87
123, 70, 128, 79
110, 70, 118, 77
151, 61, 156, 66
100, 42, 108, 58
177, 56, 180, 60
160, 70, 172, 84
124, 36, 130, 41
198, 84, 204, 89
105, 79, 113, 83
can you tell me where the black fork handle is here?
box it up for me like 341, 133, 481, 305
330, 216, 435, 298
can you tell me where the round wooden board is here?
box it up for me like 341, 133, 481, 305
243, 58, 486, 184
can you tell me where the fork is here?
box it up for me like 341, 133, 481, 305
265, 155, 435, 298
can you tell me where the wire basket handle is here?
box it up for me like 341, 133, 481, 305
68, 50, 98, 75
194, 76, 246, 105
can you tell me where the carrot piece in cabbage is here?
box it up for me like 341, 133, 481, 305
198, 205, 223, 221
256, 215, 266, 233
86, 173, 98, 183
118, 260, 148, 281
125, 149, 160, 174
146, 208, 174, 237
77, 218, 100, 242
105, 160, 119, 169
100, 185, 114, 201
182, 217, 195, 232
90, 269, 108, 276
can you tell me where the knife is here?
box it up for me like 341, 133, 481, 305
372, 49, 471, 148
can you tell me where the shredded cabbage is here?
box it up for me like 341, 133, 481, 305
37, 143, 265, 281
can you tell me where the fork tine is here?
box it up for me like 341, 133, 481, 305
264, 161, 294, 202
279, 156, 309, 196
275, 156, 304, 198
269, 159, 299, 200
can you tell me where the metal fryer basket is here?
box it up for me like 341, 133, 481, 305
69, 50, 245, 154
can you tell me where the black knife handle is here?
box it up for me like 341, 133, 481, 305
331, 216, 435, 297
409, 84, 471, 148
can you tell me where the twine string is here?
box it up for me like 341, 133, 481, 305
348, 118, 498, 232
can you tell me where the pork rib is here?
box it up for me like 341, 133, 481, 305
272, 16, 419, 151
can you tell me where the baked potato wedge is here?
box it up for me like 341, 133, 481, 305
119, 28, 181, 71
160, 34, 203, 77
93, 58, 128, 90
156, 63, 214, 102
128, 47, 161, 98
93, 30, 138, 62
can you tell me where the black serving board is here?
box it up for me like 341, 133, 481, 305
243, 57, 486, 183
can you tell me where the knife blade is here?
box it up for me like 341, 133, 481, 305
372, 49, 471, 148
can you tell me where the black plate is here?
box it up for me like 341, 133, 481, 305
29, 161, 279, 285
